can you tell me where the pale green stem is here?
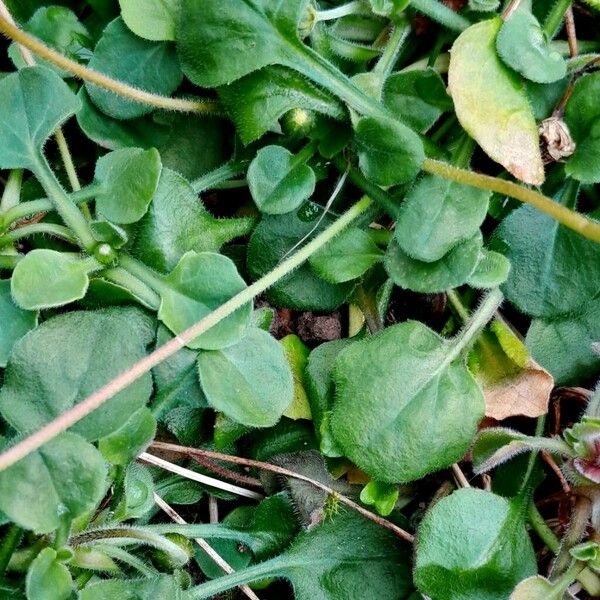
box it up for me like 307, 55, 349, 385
0, 223, 78, 247
54, 128, 81, 192
93, 544, 158, 577
191, 160, 249, 194
373, 20, 411, 78
410, 0, 471, 32
316, 0, 367, 21
543, 0, 572, 39
0, 197, 373, 472
0, 170, 22, 213
98, 267, 162, 311
0, 525, 22, 575
0, 184, 101, 231
118, 255, 168, 296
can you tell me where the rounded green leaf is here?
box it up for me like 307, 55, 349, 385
384, 234, 482, 293
86, 18, 183, 120
331, 321, 485, 482
309, 227, 383, 283
496, 8, 566, 84
119, 0, 179, 41
448, 18, 544, 185
198, 328, 293, 427
0, 66, 81, 171
248, 145, 316, 215
94, 147, 162, 224
494, 204, 600, 318
26, 547, 73, 600
247, 204, 354, 310
11, 250, 99, 311
0, 307, 154, 441
354, 115, 425, 186
0, 279, 37, 367
159, 251, 252, 349
415, 488, 536, 600
467, 249, 511, 288
395, 174, 490, 262
0, 432, 106, 533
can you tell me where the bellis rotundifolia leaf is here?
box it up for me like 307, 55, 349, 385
86, 17, 183, 120
330, 320, 485, 483
384, 233, 483, 293
448, 18, 545, 185
11, 250, 102, 311
80, 576, 184, 600
247, 145, 316, 215
93, 147, 162, 224
26, 547, 74, 600
118, 0, 180, 41
467, 249, 511, 288
0, 432, 106, 534
0, 66, 80, 172
309, 227, 384, 283
158, 251, 252, 350
496, 8, 566, 84
394, 174, 490, 262
0, 279, 37, 367
414, 488, 536, 600
0, 307, 154, 441
280, 334, 312, 420
354, 115, 425, 186
197, 328, 294, 427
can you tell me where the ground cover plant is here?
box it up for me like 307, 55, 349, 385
0, 0, 599, 597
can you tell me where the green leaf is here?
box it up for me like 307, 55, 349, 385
354, 115, 425, 186
0, 432, 106, 533
247, 145, 316, 214
26, 547, 73, 600
158, 251, 252, 350
509, 576, 566, 600
496, 8, 566, 84
395, 174, 490, 262
309, 227, 383, 283
86, 18, 182, 120
360, 480, 399, 517
331, 321, 484, 482
384, 234, 482, 293
448, 18, 544, 185
11, 250, 100, 310
132, 168, 254, 273
564, 72, 600, 183
414, 488, 536, 600
114, 463, 155, 521
0, 307, 154, 441
0, 279, 37, 367
247, 204, 354, 310
198, 328, 293, 427
467, 250, 511, 288
119, 0, 180, 41
280, 334, 311, 420
383, 69, 453, 133
493, 203, 600, 318
218, 65, 346, 144
526, 297, 600, 385
468, 0, 500, 12
9, 7, 91, 77
98, 407, 156, 466
81, 576, 183, 600
188, 509, 412, 600
177, 0, 308, 88
0, 66, 81, 171
94, 147, 162, 224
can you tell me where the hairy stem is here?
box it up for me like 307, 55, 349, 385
191, 160, 250, 194
0, 525, 22, 575
373, 19, 411, 78
543, 0, 572, 40
316, 0, 367, 21
0, 170, 22, 214
0, 16, 220, 115
98, 267, 161, 311
0, 197, 372, 472
0, 223, 78, 247
422, 159, 600, 243
410, 0, 471, 32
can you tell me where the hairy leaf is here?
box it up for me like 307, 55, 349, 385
0, 279, 37, 367
26, 548, 73, 600
119, 0, 179, 41
448, 18, 544, 185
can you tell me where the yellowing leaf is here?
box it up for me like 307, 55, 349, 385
281, 334, 312, 420
448, 18, 544, 185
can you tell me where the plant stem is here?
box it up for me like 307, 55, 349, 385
54, 128, 81, 193
528, 502, 560, 553
32, 155, 97, 252
410, 0, 471, 32
98, 267, 161, 311
0, 198, 373, 475
316, 0, 367, 21
0, 223, 78, 247
422, 159, 600, 243
0, 170, 22, 213
0, 16, 220, 115
0, 254, 22, 270
0, 184, 101, 231
118, 255, 168, 296
543, 0, 572, 40
0, 525, 22, 575
191, 160, 249, 194
91, 545, 155, 577
373, 20, 411, 78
